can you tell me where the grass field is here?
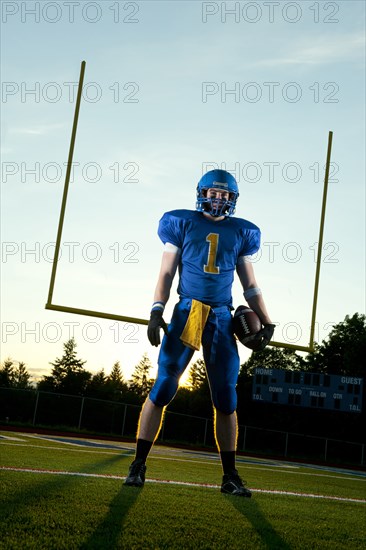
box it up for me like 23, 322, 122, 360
1, 431, 365, 549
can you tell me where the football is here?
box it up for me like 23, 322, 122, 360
233, 305, 262, 349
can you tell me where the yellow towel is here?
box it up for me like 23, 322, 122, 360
180, 299, 211, 350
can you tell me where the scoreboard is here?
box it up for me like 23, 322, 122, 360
252, 368, 363, 413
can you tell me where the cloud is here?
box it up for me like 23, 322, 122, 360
253, 32, 365, 67
9, 122, 66, 136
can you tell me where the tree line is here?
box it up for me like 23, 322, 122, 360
0, 341, 156, 405
1, 313, 365, 440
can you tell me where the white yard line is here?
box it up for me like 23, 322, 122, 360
1, 440, 365, 482
1, 466, 365, 504
0, 435, 27, 441
1, 433, 365, 482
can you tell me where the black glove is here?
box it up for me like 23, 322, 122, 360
251, 324, 276, 352
147, 309, 168, 347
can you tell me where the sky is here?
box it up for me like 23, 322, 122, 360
1, 0, 365, 384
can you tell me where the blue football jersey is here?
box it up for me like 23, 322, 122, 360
158, 210, 261, 308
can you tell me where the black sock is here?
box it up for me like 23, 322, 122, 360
220, 451, 236, 475
135, 438, 153, 463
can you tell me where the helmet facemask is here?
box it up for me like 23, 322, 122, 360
197, 189, 237, 217
196, 170, 239, 217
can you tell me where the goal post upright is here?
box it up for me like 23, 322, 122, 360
46, 60, 86, 307
269, 130, 334, 353
309, 130, 333, 350
45, 60, 148, 325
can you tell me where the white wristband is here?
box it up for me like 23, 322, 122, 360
151, 301, 165, 312
244, 287, 262, 300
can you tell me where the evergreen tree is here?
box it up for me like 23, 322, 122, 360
129, 353, 154, 398
86, 369, 108, 397
50, 337, 86, 373
38, 338, 91, 395
187, 358, 208, 390
183, 358, 212, 417
0, 359, 32, 389
13, 361, 32, 389
0, 359, 15, 387
108, 361, 126, 387
92, 369, 107, 386
106, 361, 128, 398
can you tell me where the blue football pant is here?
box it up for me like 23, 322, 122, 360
149, 299, 240, 415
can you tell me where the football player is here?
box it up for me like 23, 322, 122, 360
124, 169, 275, 496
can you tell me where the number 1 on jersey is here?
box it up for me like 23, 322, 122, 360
204, 233, 220, 274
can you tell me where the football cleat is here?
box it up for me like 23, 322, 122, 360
124, 459, 146, 487
196, 169, 239, 217
221, 470, 252, 497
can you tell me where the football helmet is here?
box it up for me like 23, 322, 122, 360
196, 169, 239, 217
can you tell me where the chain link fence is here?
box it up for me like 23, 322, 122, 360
0, 387, 364, 466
